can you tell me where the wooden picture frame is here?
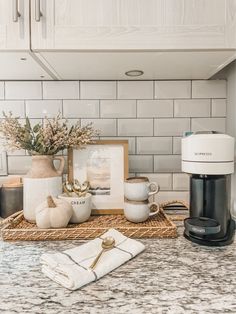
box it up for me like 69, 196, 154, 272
68, 140, 129, 214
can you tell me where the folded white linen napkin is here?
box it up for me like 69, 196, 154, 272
40, 228, 145, 290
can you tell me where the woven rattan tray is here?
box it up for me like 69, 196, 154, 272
1, 208, 178, 241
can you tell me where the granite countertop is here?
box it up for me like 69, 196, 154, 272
0, 224, 236, 314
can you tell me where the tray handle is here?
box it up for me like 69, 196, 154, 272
0, 210, 23, 228
159, 200, 189, 210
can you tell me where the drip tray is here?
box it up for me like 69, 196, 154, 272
184, 217, 221, 235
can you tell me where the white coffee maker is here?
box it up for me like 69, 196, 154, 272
182, 131, 235, 246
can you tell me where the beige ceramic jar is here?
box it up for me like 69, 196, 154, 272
23, 155, 65, 222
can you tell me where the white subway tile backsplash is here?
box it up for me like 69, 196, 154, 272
192, 80, 226, 98
7, 150, 26, 156
66, 118, 81, 128
81, 119, 116, 136
0, 82, 4, 99
80, 81, 116, 99
173, 173, 189, 191
0, 79, 228, 196
138, 173, 172, 191
26, 118, 43, 128
0, 101, 25, 118
7, 156, 32, 174
173, 137, 182, 154
154, 155, 181, 172
26, 100, 62, 118
63, 100, 99, 118
100, 137, 135, 154
129, 155, 153, 173
100, 100, 136, 118
191, 118, 226, 133
174, 99, 210, 117
5, 82, 42, 99
43, 81, 79, 99
211, 99, 226, 117
137, 137, 172, 154
155, 191, 189, 203
154, 118, 190, 136
137, 100, 173, 118
155, 81, 191, 99
118, 119, 153, 136
118, 81, 153, 99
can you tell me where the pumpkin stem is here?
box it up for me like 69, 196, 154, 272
47, 195, 57, 208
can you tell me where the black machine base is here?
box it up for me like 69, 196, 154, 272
184, 219, 235, 247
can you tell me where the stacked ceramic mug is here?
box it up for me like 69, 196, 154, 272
124, 177, 160, 223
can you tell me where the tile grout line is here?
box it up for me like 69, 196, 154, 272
210, 98, 212, 117
41, 81, 43, 100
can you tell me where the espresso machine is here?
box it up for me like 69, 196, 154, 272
182, 131, 235, 246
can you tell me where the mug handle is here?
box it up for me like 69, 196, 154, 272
148, 202, 160, 217
53, 156, 65, 175
148, 182, 160, 197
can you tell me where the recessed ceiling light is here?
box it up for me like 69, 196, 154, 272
125, 70, 144, 77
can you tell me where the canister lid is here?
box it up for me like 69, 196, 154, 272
1, 177, 23, 188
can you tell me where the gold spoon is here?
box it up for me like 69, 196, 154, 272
73, 180, 90, 197
89, 236, 115, 270
80, 180, 90, 192
80, 181, 90, 197
72, 179, 83, 197
63, 181, 74, 196
73, 179, 81, 191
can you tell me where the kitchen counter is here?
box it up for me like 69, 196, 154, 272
0, 225, 236, 314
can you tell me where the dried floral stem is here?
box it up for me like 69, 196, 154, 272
0, 112, 99, 155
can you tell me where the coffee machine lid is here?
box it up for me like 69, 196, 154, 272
181, 131, 235, 175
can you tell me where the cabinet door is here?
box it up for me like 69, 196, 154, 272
31, 0, 236, 50
0, 0, 29, 50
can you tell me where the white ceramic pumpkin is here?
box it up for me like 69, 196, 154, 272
35, 195, 73, 229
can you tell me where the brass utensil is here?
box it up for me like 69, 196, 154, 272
89, 236, 115, 269
73, 180, 90, 197
80, 180, 90, 192
63, 181, 74, 196
72, 179, 82, 197
73, 179, 81, 191
63, 179, 90, 197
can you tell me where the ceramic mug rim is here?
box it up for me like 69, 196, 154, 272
124, 198, 149, 205
125, 176, 149, 183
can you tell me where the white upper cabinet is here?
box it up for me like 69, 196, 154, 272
31, 0, 236, 50
0, 0, 30, 50
0, 1, 53, 79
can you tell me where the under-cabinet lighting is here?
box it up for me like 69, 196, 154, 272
125, 70, 144, 77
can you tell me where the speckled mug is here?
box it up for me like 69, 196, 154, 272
124, 176, 160, 201
124, 199, 160, 223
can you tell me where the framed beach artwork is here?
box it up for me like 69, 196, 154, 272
68, 140, 128, 214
